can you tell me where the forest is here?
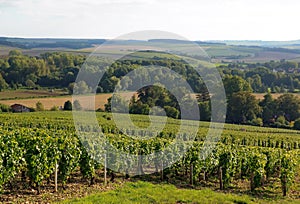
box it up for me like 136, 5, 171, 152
1, 50, 300, 93
2, 51, 300, 129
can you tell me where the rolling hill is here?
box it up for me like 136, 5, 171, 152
1, 37, 300, 62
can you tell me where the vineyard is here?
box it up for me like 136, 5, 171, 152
0, 111, 299, 203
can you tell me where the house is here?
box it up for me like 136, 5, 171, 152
11, 104, 31, 113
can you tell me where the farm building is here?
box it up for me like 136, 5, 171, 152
11, 104, 31, 113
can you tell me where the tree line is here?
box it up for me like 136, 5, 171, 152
1, 50, 300, 95
219, 60, 300, 93
104, 81, 300, 130
0, 50, 84, 91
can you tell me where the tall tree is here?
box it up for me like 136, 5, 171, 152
227, 92, 261, 124
73, 81, 91, 95
0, 73, 8, 91
275, 94, 300, 121
63, 100, 72, 111
223, 75, 252, 98
259, 92, 276, 125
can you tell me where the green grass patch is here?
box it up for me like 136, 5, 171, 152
63, 181, 257, 203
60, 181, 295, 204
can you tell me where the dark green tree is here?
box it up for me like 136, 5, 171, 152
164, 106, 180, 119
223, 75, 252, 98
0, 73, 8, 91
199, 101, 211, 121
275, 94, 300, 121
227, 92, 261, 124
63, 100, 72, 111
259, 92, 276, 125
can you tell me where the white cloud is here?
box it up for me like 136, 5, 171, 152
75, 0, 157, 5
0, 0, 300, 40
0, 0, 21, 7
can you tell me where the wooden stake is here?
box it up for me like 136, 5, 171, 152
161, 160, 164, 181
104, 154, 107, 186
219, 166, 223, 190
190, 163, 193, 186
55, 162, 58, 192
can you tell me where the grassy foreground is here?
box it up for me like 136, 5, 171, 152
59, 181, 297, 204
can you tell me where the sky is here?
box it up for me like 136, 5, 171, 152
0, 0, 299, 41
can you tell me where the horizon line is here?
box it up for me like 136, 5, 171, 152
0, 36, 299, 42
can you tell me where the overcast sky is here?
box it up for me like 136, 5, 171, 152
0, 0, 299, 41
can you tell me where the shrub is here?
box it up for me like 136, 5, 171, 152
0, 103, 11, 112
276, 116, 287, 125
250, 118, 263, 126
63, 100, 72, 111
35, 101, 44, 111
164, 106, 179, 119
50, 105, 59, 111
73, 100, 82, 110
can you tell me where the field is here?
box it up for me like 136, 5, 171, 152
72, 42, 300, 62
0, 45, 18, 56
1, 91, 299, 111
253, 93, 300, 100
0, 89, 68, 100
0, 111, 299, 203
0, 92, 137, 110
2, 38, 300, 62
0, 92, 113, 110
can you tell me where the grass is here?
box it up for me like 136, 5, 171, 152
60, 181, 299, 204
205, 45, 253, 57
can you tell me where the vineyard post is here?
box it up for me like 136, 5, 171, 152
161, 159, 164, 181
137, 153, 141, 175
190, 163, 193, 186
137, 149, 144, 175
282, 174, 287, 196
55, 162, 58, 192
219, 166, 223, 190
104, 153, 107, 186
250, 172, 255, 191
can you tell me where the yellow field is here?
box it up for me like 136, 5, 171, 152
0, 92, 138, 110
253, 93, 300, 100
1, 92, 300, 111
0, 94, 109, 110
0, 89, 66, 100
